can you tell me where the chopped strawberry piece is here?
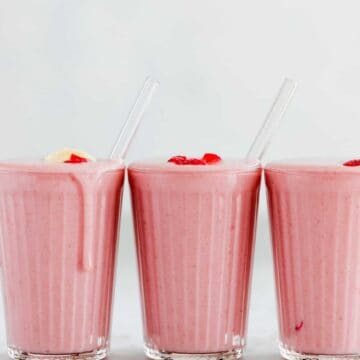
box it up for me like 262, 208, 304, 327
295, 321, 303, 331
202, 153, 222, 164
168, 153, 221, 165
343, 159, 360, 167
168, 155, 187, 165
64, 154, 88, 163
185, 158, 206, 165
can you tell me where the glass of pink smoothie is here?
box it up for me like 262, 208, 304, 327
0, 158, 124, 360
128, 156, 261, 359
265, 159, 360, 360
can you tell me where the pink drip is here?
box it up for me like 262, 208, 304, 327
71, 173, 101, 272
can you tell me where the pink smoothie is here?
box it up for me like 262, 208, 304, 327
265, 159, 360, 357
128, 159, 261, 358
0, 160, 124, 358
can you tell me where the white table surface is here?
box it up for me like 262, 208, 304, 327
0, 209, 281, 359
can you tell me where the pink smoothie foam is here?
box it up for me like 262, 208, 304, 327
0, 159, 124, 356
128, 158, 261, 356
265, 159, 360, 356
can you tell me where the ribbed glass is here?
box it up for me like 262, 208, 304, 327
129, 166, 261, 359
266, 168, 360, 358
0, 164, 124, 359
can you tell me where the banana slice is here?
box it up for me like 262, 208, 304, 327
45, 148, 96, 163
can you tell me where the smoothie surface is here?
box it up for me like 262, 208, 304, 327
129, 158, 260, 173
266, 158, 360, 174
0, 159, 124, 174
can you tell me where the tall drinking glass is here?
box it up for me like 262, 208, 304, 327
266, 159, 360, 360
129, 158, 261, 359
0, 159, 124, 360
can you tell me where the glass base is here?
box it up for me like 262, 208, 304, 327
7, 346, 108, 360
280, 343, 360, 360
144, 345, 243, 360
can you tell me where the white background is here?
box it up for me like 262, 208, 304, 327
0, 1, 360, 358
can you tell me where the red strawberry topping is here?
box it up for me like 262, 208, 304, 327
343, 159, 360, 167
186, 158, 206, 165
64, 154, 89, 164
168, 153, 222, 165
168, 155, 187, 165
202, 153, 222, 164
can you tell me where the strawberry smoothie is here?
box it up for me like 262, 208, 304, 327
266, 159, 360, 359
0, 158, 124, 360
128, 156, 261, 359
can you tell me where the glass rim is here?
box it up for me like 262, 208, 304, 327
128, 157, 261, 174
0, 158, 125, 174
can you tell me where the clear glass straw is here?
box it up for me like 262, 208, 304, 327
110, 77, 160, 160
246, 78, 297, 161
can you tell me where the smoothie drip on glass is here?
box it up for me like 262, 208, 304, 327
129, 155, 261, 359
0, 150, 125, 360
266, 159, 360, 359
